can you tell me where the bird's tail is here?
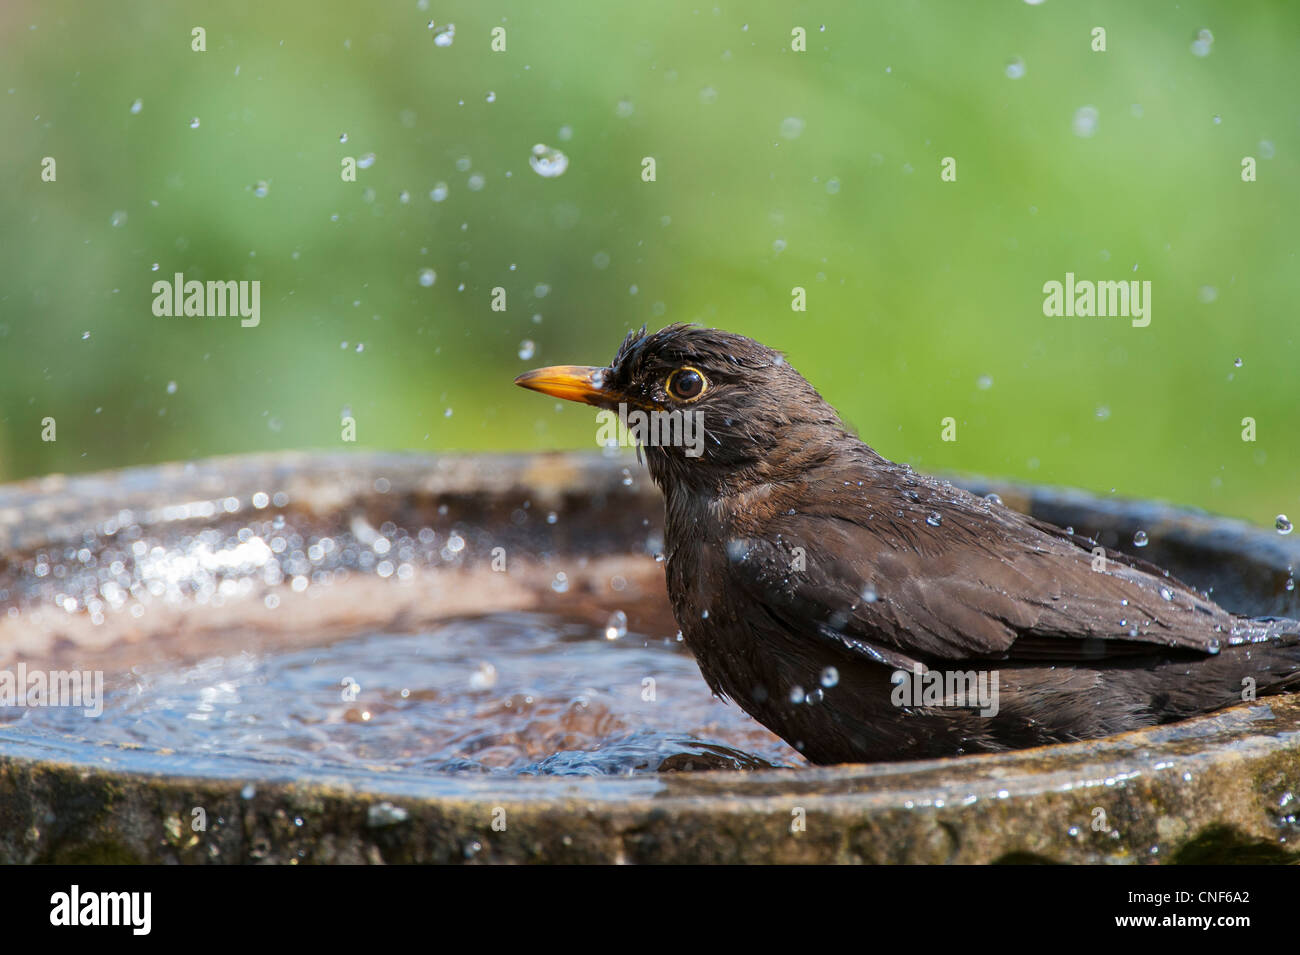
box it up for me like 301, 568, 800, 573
1232, 615, 1300, 696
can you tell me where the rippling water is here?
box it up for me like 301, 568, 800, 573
0, 613, 798, 776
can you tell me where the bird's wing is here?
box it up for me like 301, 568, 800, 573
723, 465, 1233, 665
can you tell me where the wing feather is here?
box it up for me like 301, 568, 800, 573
722, 463, 1231, 665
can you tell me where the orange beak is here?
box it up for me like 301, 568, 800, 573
514, 365, 613, 407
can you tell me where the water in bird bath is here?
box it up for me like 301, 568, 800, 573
0, 611, 795, 778
0, 453, 807, 787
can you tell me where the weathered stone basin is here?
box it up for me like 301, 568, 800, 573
1, 452, 1297, 863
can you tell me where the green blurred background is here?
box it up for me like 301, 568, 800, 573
1, 1, 1296, 527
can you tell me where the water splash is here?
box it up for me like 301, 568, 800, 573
529, 144, 569, 178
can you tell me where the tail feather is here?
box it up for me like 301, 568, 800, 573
1231, 615, 1300, 697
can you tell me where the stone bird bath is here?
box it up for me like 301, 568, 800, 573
0, 452, 1297, 863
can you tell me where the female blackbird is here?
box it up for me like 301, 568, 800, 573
516, 324, 1300, 764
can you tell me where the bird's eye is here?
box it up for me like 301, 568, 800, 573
665, 367, 707, 402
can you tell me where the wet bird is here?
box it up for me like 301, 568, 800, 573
515, 324, 1300, 764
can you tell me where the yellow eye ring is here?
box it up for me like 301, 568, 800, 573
665, 366, 708, 402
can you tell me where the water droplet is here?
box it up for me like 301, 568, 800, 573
699, 86, 718, 105
1276, 515, 1293, 535
467, 173, 485, 191
189, 117, 200, 129
166, 381, 178, 395
253, 181, 269, 198
129, 98, 143, 115
1233, 357, 1243, 367
861, 585, 878, 603
339, 132, 348, 143
551, 572, 569, 593
110, 210, 127, 227
557, 124, 573, 141
984, 493, 1002, 505
1160, 587, 1174, 601
825, 177, 840, 195
926, 513, 943, 527
398, 190, 410, 203
820, 666, 839, 688
150, 262, 159, 271
615, 99, 634, 118
1004, 57, 1025, 80
779, 116, 805, 139
1190, 28, 1214, 57
81, 331, 91, 341
1133, 530, 1149, 547
1072, 105, 1099, 138
418, 268, 436, 287
1095, 406, 1111, 420
604, 610, 627, 641
431, 23, 455, 47
469, 662, 497, 690
529, 144, 569, 178
1198, 285, 1218, 304
357, 153, 376, 169
789, 686, 805, 704
517, 339, 535, 360
430, 182, 448, 202
485, 91, 496, 103
772, 238, 787, 253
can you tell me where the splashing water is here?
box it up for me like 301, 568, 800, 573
604, 610, 628, 641
529, 144, 569, 178
1073, 106, 1099, 138
0, 614, 793, 776
430, 23, 454, 47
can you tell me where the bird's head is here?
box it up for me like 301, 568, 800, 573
514, 324, 856, 495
